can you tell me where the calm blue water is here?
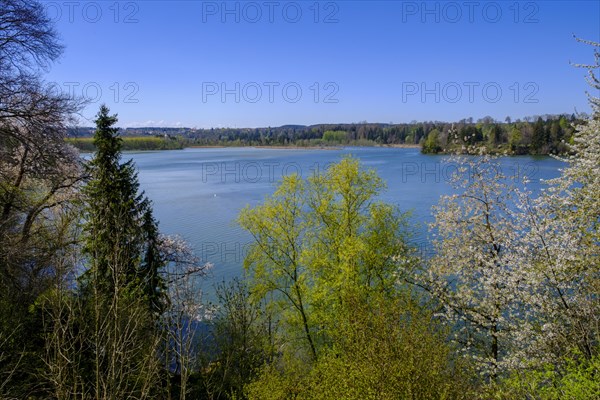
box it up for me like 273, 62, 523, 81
127, 147, 564, 293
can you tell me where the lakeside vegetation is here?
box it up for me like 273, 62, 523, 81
1, 2, 599, 399
66, 136, 187, 151
420, 115, 580, 155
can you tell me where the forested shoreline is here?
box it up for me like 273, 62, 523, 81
1, 1, 599, 399
67, 115, 582, 155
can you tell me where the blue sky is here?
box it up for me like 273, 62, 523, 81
43, 1, 600, 128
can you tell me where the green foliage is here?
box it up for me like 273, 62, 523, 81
239, 157, 472, 398
239, 173, 317, 359
494, 349, 600, 399
322, 130, 348, 143
422, 129, 442, 153
82, 105, 166, 312
239, 157, 414, 360
246, 293, 475, 400
303, 157, 413, 320
508, 127, 523, 153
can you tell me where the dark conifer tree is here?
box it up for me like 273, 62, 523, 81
83, 105, 166, 313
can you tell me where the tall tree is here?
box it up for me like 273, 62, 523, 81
79, 105, 166, 399
239, 157, 414, 360
83, 105, 165, 311
531, 117, 548, 152
424, 156, 526, 379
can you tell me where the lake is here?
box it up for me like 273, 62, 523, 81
128, 147, 565, 294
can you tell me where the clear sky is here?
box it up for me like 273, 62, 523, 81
43, 0, 600, 128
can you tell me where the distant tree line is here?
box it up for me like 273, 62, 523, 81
69, 115, 583, 155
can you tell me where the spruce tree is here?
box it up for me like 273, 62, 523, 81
83, 105, 166, 313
